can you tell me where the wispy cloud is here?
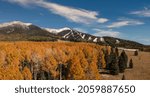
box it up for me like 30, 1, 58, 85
4, 0, 34, 6
4, 0, 108, 24
93, 29, 120, 37
130, 7, 150, 17
107, 18, 144, 28
98, 18, 109, 23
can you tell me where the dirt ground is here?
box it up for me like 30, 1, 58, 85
124, 51, 150, 80
101, 51, 150, 80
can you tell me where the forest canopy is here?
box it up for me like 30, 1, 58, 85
0, 42, 111, 80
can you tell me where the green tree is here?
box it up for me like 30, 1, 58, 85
109, 49, 119, 75
134, 50, 138, 56
129, 59, 133, 68
119, 50, 128, 68
118, 55, 126, 73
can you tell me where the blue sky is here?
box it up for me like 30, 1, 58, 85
0, 0, 150, 44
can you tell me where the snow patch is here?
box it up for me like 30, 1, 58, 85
44, 27, 71, 34
115, 39, 120, 44
81, 34, 85, 39
58, 27, 71, 32
88, 37, 92, 40
100, 37, 105, 42
63, 32, 71, 38
44, 28, 59, 34
0, 21, 32, 28
93, 38, 98, 42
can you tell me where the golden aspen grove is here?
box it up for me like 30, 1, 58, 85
0, 42, 111, 80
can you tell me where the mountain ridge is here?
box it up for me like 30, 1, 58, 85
0, 21, 148, 51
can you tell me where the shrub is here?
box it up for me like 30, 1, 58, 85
134, 50, 138, 56
122, 74, 126, 80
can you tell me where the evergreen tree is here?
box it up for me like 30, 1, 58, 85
104, 48, 110, 69
134, 50, 138, 56
120, 50, 128, 68
118, 55, 126, 73
122, 74, 126, 80
115, 47, 119, 57
129, 59, 133, 68
109, 49, 119, 75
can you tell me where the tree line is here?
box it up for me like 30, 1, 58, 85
0, 42, 135, 80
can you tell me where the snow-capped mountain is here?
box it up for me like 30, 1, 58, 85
44, 27, 144, 49
0, 21, 57, 41
0, 21, 145, 49
44, 27, 106, 43
0, 21, 32, 29
44, 27, 71, 34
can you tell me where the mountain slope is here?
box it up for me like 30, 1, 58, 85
0, 21, 146, 50
103, 36, 144, 49
45, 27, 144, 49
45, 27, 106, 44
0, 21, 57, 41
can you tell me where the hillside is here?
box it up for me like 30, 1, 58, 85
0, 21, 148, 51
0, 21, 58, 41
103, 37, 144, 50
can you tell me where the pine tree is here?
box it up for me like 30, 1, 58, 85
109, 49, 119, 75
118, 55, 126, 73
115, 48, 119, 57
134, 50, 138, 56
122, 74, 126, 80
119, 50, 128, 68
105, 49, 111, 70
129, 59, 133, 68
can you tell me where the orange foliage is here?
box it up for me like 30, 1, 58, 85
100, 51, 106, 68
68, 55, 85, 80
0, 41, 109, 80
22, 67, 32, 80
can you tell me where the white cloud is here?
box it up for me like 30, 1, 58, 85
4, 0, 35, 6
98, 18, 109, 23
5, 0, 108, 24
93, 29, 120, 37
130, 8, 150, 17
107, 19, 144, 28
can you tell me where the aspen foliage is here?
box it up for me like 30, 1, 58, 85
68, 55, 85, 80
22, 66, 32, 80
100, 51, 106, 68
0, 42, 108, 80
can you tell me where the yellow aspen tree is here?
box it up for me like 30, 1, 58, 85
101, 51, 106, 68
68, 55, 85, 80
22, 67, 32, 80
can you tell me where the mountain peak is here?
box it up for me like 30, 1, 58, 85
0, 21, 32, 28
59, 27, 71, 31
44, 27, 71, 34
